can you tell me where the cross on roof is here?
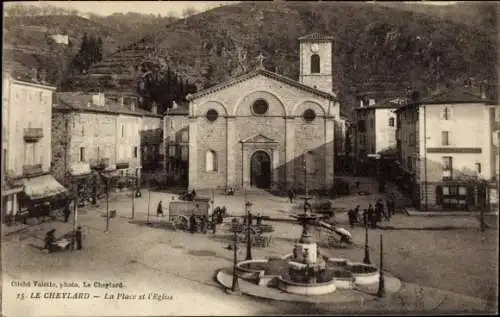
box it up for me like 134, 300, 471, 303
256, 53, 265, 69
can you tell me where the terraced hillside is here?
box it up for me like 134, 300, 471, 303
65, 1, 497, 113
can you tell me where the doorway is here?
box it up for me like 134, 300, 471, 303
250, 151, 271, 189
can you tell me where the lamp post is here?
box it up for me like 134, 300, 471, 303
376, 232, 386, 298
245, 201, 253, 261
231, 228, 240, 293
105, 177, 110, 232
72, 183, 78, 251
147, 178, 152, 226
363, 221, 371, 264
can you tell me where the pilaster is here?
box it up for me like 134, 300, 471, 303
285, 117, 296, 188
226, 116, 236, 188
325, 117, 335, 185
188, 117, 198, 189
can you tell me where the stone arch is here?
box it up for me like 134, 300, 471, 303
233, 90, 287, 117
291, 100, 326, 117
195, 100, 229, 117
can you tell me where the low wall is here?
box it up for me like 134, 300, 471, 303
236, 259, 267, 280
334, 277, 355, 289
277, 276, 336, 295
347, 262, 380, 285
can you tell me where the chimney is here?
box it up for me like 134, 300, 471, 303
480, 84, 487, 100
151, 102, 157, 114
172, 100, 179, 109
31, 69, 38, 82
92, 93, 105, 106
130, 100, 136, 112
120, 95, 124, 106
359, 100, 364, 108
369, 98, 376, 106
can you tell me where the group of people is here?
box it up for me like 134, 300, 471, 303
43, 227, 83, 253
347, 195, 397, 229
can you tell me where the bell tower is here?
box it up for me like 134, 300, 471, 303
299, 33, 334, 95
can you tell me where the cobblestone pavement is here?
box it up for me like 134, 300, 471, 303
2, 177, 498, 315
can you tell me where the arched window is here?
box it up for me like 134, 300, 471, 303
205, 150, 217, 172
310, 54, 320, 74
388, 117, 395, 127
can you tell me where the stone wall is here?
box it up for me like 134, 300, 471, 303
51, 111, 72, 185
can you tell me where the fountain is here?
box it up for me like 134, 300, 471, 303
219, 196, 385, 298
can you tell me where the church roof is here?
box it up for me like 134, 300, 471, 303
298, 33, 334, 42
186, 68, 336, 102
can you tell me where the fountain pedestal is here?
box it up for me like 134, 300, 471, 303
294, 243, 317, 264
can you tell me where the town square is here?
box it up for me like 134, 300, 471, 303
2, 1, 499, 316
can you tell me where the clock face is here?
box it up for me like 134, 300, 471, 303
311, 44, 319, 53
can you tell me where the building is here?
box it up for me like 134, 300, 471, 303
395, 85, 499, 211
351, 96, 408, 176
50, 34, 69, 45
52, 92, 162, 203
141, 102, 164, 175
164, 102, 190, 187
181, 33, 346, 192
2, 73, 67, 223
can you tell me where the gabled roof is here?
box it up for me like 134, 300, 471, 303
421, 86, 489, 104
298, 33, 334, 42
396, 86, 492, 112
355, 97, 409, 111
55, 92, 162, 118
186, 68, 336, 102
240, 134, 278, 144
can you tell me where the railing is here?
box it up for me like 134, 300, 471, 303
24, 128, 43, 142
23, 164, 43, 177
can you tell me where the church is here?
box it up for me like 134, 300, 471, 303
166, 33, 346, 192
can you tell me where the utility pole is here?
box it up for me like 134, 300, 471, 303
231, 227, 240, 293
376, 232, 386, 298
363, 222, 371, 264
131, 173, 135, 220
105, 177, 110, 232
147, 178, 152, 226
245, 201, 253, 261
72, 186, 78, 251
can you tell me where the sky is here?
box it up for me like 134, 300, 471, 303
8, 1, 237, 17
6, 1, 458, 17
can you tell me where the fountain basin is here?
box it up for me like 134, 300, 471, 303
277, 276, 337, 295
348, 262, 380, 285
236, 259, 267, 280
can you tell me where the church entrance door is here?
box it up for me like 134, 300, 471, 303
250, 151, 271, 189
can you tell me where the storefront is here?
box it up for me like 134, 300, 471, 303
18, 174, 69, 220
1, 180, 24, 224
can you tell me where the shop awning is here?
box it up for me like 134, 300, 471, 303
23, 174, 68, 201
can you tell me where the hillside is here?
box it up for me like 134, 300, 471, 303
65, 1, 497, 113
2, 13, 177, 86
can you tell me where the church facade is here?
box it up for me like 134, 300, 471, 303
182, 34, 343, 192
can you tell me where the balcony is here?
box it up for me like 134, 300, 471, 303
23, 164, 43, 177
443, 169, 452, 181
24, 128, 44, 142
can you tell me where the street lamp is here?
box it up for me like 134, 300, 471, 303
376, 232, 386, 298
245, 201, 253, 261
105, 176, 110, 232
231, 228, 240, 293
72, 183, 78, 251
363, 221, 371, 264
146, 178, 152, 226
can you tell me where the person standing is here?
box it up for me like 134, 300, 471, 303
211, 212, 217, 234
201, 214, 208, 234
63, 204, 71, 223
347, 209, 354, 227
368, 204, 376, 229
156, 201, 164, 217
44, 229, 56, 253
256, 211, 262, 226
189, 213, 197, 233
288, 188, 295, 204
75, 226, 83, 250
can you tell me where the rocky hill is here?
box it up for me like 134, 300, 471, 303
3, 13, 177, 86
65, 1, 497, 112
